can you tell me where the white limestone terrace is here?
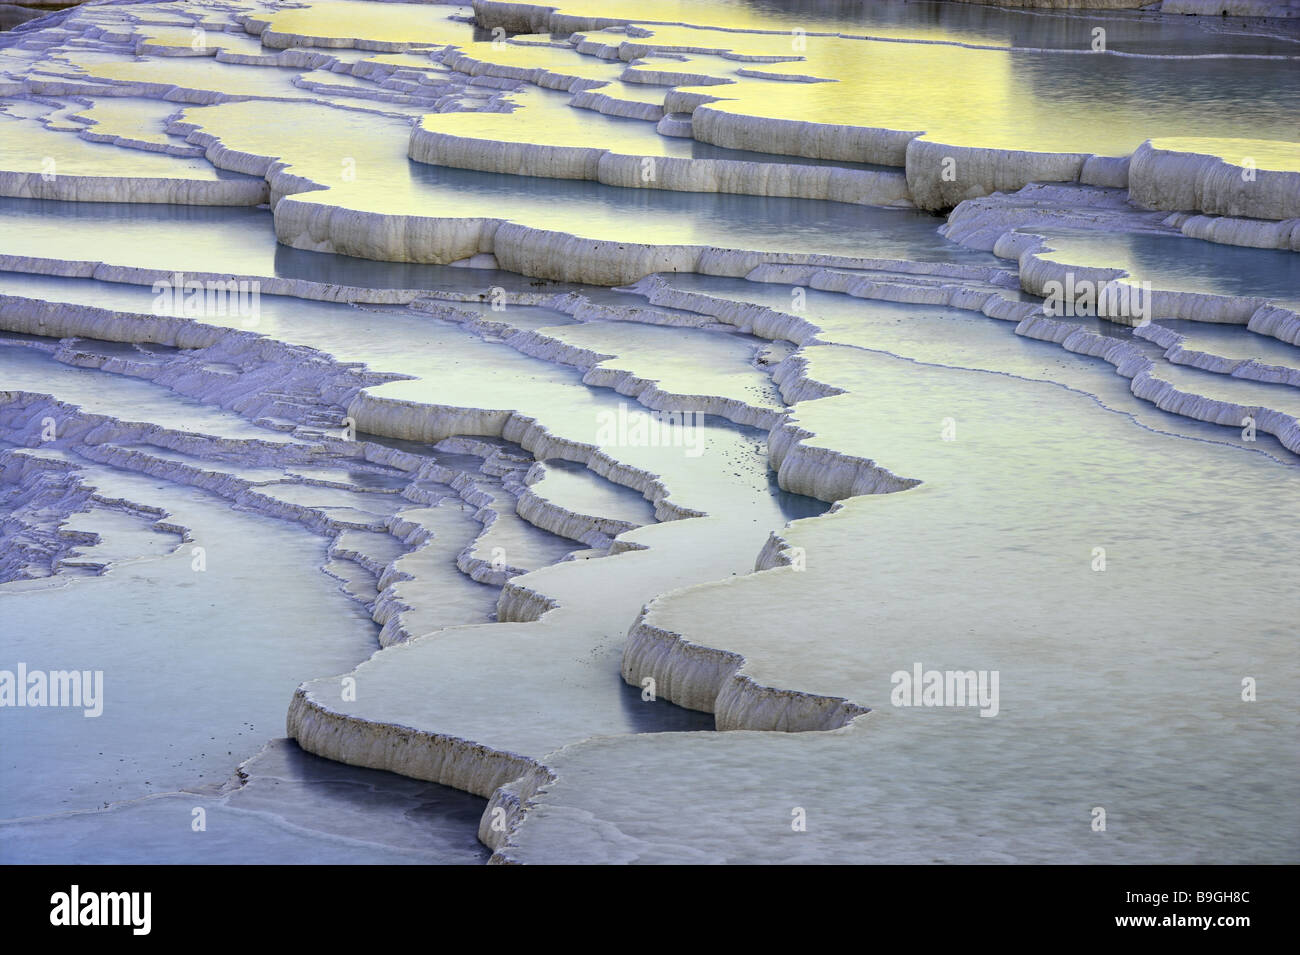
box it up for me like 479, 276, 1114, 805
0, 422, 504, 865
0, 0, 497, 116
2, 0, 1007, 285
1129, 137, 1300, 246
8, 189, 1297, 474
2, 0, 1289, 485
929, 181, 1300, 441
0, 264, 812, 603
0, 196, 490, 299
2, 177, 1298, 500
939, 148, 1300, 254
0, 324, 580, 660
0, 103, 267, 202
408, 79, 913, 206
1, 0, 1297, 866
0, 265, 838, 812
4, 239, 1297, 863
623, 268, 1300, 447
159, 98, 998, 283
492, 339, 1300, 863
1008, 222, 1299, 347
551, 20, 1298, 211
0, 282, 721, 858
0, 443, 373, 820
4, 0, 1292, 276
939, 182, 1300, 348
5, 0, 1292, 258
396, 11, 1300, 216
462, 272, 1294, 862
65, 97, 209, 155
0, 269, 664, 566
14, 41, 483, 116
0, 444, 180, 582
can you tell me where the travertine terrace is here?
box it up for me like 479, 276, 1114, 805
0, 0, 1297, 866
